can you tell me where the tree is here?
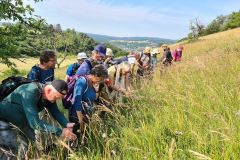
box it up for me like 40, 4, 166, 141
204, 15, 227, 35
189, 18, 205, 40
224, 11, 240, 29
0, 0, 43, 68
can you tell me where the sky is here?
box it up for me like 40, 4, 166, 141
26, 0, 240, 40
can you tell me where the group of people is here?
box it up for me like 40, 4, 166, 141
0, 43, 183, 159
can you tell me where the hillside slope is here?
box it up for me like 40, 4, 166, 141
73, 28, 240, 159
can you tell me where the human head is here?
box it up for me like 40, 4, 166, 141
177, 45, 184, 51
151, 48, 160, 55
92, 44, 106, 62
161, 44, 168, 50
144, 47, 151, 55
106, 48, 113, 58
77, 52, 88, 64
44, 80, 68, 102
40, 50, 57, 69
88, 64, 108, 84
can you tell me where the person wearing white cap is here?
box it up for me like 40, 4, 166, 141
65, 52, 88, 81
151, 48, 160, 68
104, 48, 115, 68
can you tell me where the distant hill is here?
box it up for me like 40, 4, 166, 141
86, 33, 176, 51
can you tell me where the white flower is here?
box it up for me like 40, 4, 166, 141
102, 133, 107, 138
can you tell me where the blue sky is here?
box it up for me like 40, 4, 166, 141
27, 0, 240, 39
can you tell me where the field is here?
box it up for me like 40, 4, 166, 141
1, 28, 240, 159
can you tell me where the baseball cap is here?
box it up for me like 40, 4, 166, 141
94, 44, 106, 57
51, 80, 68, 95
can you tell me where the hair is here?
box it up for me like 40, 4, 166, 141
40, 50, 56, 64
89, 64, 108, 78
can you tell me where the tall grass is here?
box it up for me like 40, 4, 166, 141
1, 28, 240, 159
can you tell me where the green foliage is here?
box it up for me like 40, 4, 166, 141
224, 11, 240, 29
104, 43, 128, 58
185, 11, 240, 41
0, 0, 44, 67
0, 0, 42, 23
203, 15, 227, 35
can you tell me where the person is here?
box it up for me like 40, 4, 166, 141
75, 44, 106, 76
104, 48, 115, 68
138, 47, 152, 76
106, 62, 132, 100
65, 52, 88, 82
69, 65, 108, 132
27, 50, 61, 151
161, 47, 173, 66
173, 46, 183, 62
0, 80, 76, 159
27, 50, 57, 83
151, 48, 160, 68
161, 44, 168, 51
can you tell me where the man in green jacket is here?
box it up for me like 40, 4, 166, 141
0, 80, 76, 159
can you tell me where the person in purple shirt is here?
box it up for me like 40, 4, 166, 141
75, 44, 106, 76
70, 65, 108, 131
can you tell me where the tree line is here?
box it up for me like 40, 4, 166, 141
179, 10, 240, 42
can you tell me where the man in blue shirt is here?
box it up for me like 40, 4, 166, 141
27, 50, 57, 83
65, 52, 88, 81
75, 44, 106, 76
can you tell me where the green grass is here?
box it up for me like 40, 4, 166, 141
1, 28, 240, 159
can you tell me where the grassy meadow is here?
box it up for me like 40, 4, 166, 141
1, 28, 240, 159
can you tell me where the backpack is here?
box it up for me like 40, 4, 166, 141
166, 51, 173, 60
27, 65, 54, 83
84, 59, 93, 71
0, 76, 34, 101
71, 63, 80, 76
62, 76, 88, 109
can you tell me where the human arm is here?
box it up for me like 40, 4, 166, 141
46, 101, 68, 128
72, 78, 88, 130
20, 85, 63, 136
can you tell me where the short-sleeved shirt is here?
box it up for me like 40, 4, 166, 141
70, 77, 96, 116
27, 65, 54, 84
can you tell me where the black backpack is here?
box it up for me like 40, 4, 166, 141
0, 76, 34, 101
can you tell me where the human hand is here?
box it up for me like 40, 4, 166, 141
62, 128, 77, 141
